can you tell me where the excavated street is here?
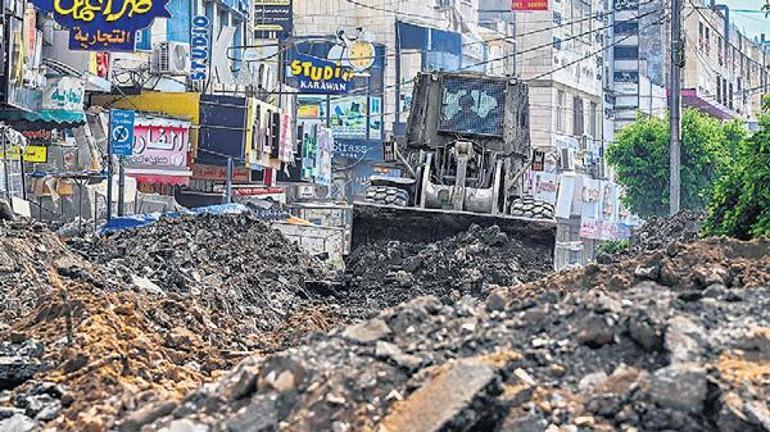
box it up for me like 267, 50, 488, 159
0, 207, 768, 432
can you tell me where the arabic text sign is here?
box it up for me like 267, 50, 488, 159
126, 117, 190, 170
42, 77, 85, 111
289, 54, 355, 94
109, 109, 135, 156
254, 0, 292, 38
511, 0, 548, 10
29, 0, 170, 33
69, 27, 134, 51
3, 145, 48, 163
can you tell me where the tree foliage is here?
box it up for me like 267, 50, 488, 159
607, 109, 730, 218
704, 98, 770, 239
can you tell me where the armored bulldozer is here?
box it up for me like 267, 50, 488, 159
353, 71, 556, 248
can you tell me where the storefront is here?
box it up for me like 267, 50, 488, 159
285, 34, 387, 201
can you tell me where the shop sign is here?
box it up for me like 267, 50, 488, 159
29, 0, 170, 33
69, 27, 134, 51
125, 116, 190, 171
191, 163, 250, 182
2, 145, 48, 163
190, 15, 210, 82
290, 54, 355, 94
41, 77, 85, 112
254, 0, 292, 39
512, 0, 548, 11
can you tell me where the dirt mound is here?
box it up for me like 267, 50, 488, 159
67, 213, 335, 333
343, 224, 553, 316
129, 237, 770, 432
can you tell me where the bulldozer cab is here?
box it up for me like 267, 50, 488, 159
405, 72, 531, 158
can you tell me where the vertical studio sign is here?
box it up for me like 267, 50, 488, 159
190, 15, 210, 82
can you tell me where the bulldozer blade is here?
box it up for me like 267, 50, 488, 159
352, 201, 556, 251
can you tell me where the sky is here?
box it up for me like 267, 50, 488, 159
719, 0, 769, 41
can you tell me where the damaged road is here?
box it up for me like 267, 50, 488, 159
128, 237, 770, 432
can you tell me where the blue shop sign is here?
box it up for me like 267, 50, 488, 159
29, 0, 171, 33
109, 109, 136, 156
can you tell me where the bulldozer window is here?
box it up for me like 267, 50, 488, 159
439, 78, 505, 137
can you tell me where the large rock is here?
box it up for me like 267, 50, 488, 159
664, 316, 706, 363
341, 318, 391, 344
378, 361, 498, 432
649, 364, 707, 412
0, 340, 44, 390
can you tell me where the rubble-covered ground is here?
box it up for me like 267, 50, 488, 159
129, 237, 770, 432
3, 205, 769, 432
343, 224, 553, 316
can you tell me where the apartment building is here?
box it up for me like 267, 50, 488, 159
608, 0, 667, 133
682, 0, 769, 126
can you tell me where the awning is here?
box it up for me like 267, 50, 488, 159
127, 168, 193, 186
679, 89, 736, 120
0, 108, 86, 131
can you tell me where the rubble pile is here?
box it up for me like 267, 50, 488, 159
68, 213, 337, 334
599, 210, 704, 263
0, 219, 113, 326
344, 224, 553, 314
0, 215, 343, 431
133, 236, 770, 431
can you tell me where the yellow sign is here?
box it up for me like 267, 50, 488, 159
2, 145, 48, 163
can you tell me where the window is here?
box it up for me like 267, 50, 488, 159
589, 101, 598, 138
553, 36, 562, 50
705, 28, 710, 55
715, 78, 720, 105
614, 70, 639, 82
729, 83, 734, 109
553, 12, 562, 25
717, 39, 725, 66
573, 96, 584, 136
556, 90, 565, 132
698, 22, 704, 51
614, 21, 639, 34
439, 77, 505, 137
613, 45, 639, 60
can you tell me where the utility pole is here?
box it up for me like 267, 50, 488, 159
225, 157, 233, 204
669, 0, 684, 215
117, 157, 126, 216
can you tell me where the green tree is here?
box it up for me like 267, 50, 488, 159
607, 109, 729, 218
704, 97, 770, 239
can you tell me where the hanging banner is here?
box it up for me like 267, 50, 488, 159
69, 27, 135, 52
315, 127, 333, 185
254, 0, 292, 39
41, 77, 85, 112
512, 0, 549, 11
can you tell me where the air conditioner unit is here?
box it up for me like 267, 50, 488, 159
152, 42, 190, 76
